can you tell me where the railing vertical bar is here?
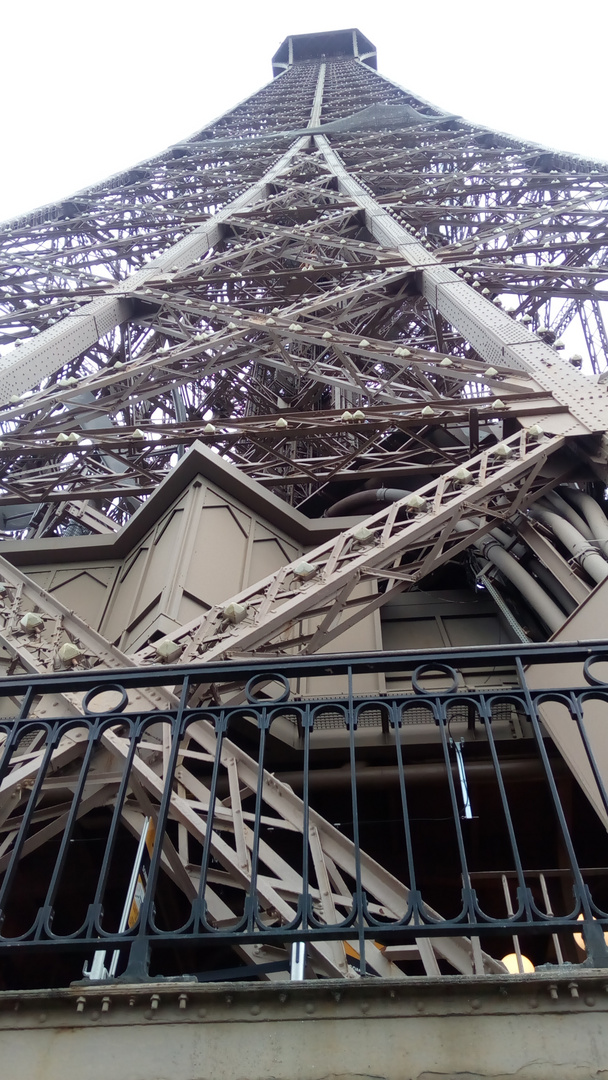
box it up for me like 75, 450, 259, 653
247, 710, 268, 934
436, 699, 475, 922
347, 664, 366, 975
122, 676, 191, 978
501, 874, 526, 973
300, 703, 312, 936
0, 720, 57, 924
539, 872, 565, 965
514, 658, 607, 961
38, 719, 101, 938
391, 703, 419, 910
0, 685, 39, 786
482, 698, 530, 918
85, 716, 141, 942
570, 692, 608, 820
197, 710, 227, 933
515, 659, 589, 907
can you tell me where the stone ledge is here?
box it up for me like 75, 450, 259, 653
2, 970, 607, 1029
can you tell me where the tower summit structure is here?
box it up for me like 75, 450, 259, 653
2, 29, 608, 1080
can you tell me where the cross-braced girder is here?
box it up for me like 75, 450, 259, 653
3, 37, 608, 989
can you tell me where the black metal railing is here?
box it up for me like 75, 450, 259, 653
1, 640, 608, 986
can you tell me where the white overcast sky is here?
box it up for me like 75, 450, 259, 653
1, 0, 607, 222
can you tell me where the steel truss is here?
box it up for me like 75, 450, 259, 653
2, 32, 608, 987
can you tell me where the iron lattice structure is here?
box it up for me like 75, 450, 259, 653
2, 29, 608, 988
0, 30, 607, 542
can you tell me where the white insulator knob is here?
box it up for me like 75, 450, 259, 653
527, 423, 544, 438
352, 526, 374, 542
452, 466, 473, 483
154, 638, 183, 663
58, 642, 82, 662
221, 602, 248, 624
292, 560, 318, 579
492, 442, 512, 458
20, 612, 44, 631
404, 493, 428, 511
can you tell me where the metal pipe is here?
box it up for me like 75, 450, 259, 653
542, 490, 594, 541
474, 534, 565, 633
325, 487, 410, 517
527, 556, 577, 616
262, 759, 561, 793
529, 506, 608, 585
562, 488, 608, 559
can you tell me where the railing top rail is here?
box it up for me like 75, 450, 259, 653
0, 639, 605, 697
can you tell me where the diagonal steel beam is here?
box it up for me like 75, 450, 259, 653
316, 136, 608, 438
131, 430, 568, 665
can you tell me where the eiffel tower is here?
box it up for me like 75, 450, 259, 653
2, 28, 608, 1035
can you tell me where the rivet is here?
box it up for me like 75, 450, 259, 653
305, 1002, 315, 1014
128, 996, 136, 1007
250, 1004, 260, 1015
568, 982, 579, 999
416, 1001, 424, 1012
76, 996, 86, 1013
471, 998, 481, 1010
178, 994, 188, 1010
549, 985, 558, 1001
278, 992, 288, 1004
529, 998, 539, 1009
101, 996, 111, 1013
150, 994, 160, 1011
225, 994, 233, 1006
38, 1013, 47, 1023
360, 1002, 370, 1014
585, 995, 596, 1007
332, 991, 342, 1002
144, 1009, 153, 1020
198, 1007, 207, 1018
90, 1010, 100, 1021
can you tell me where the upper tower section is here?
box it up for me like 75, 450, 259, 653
271, 28, 377, 77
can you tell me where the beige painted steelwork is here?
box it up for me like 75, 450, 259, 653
2, 28, 608, 1001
